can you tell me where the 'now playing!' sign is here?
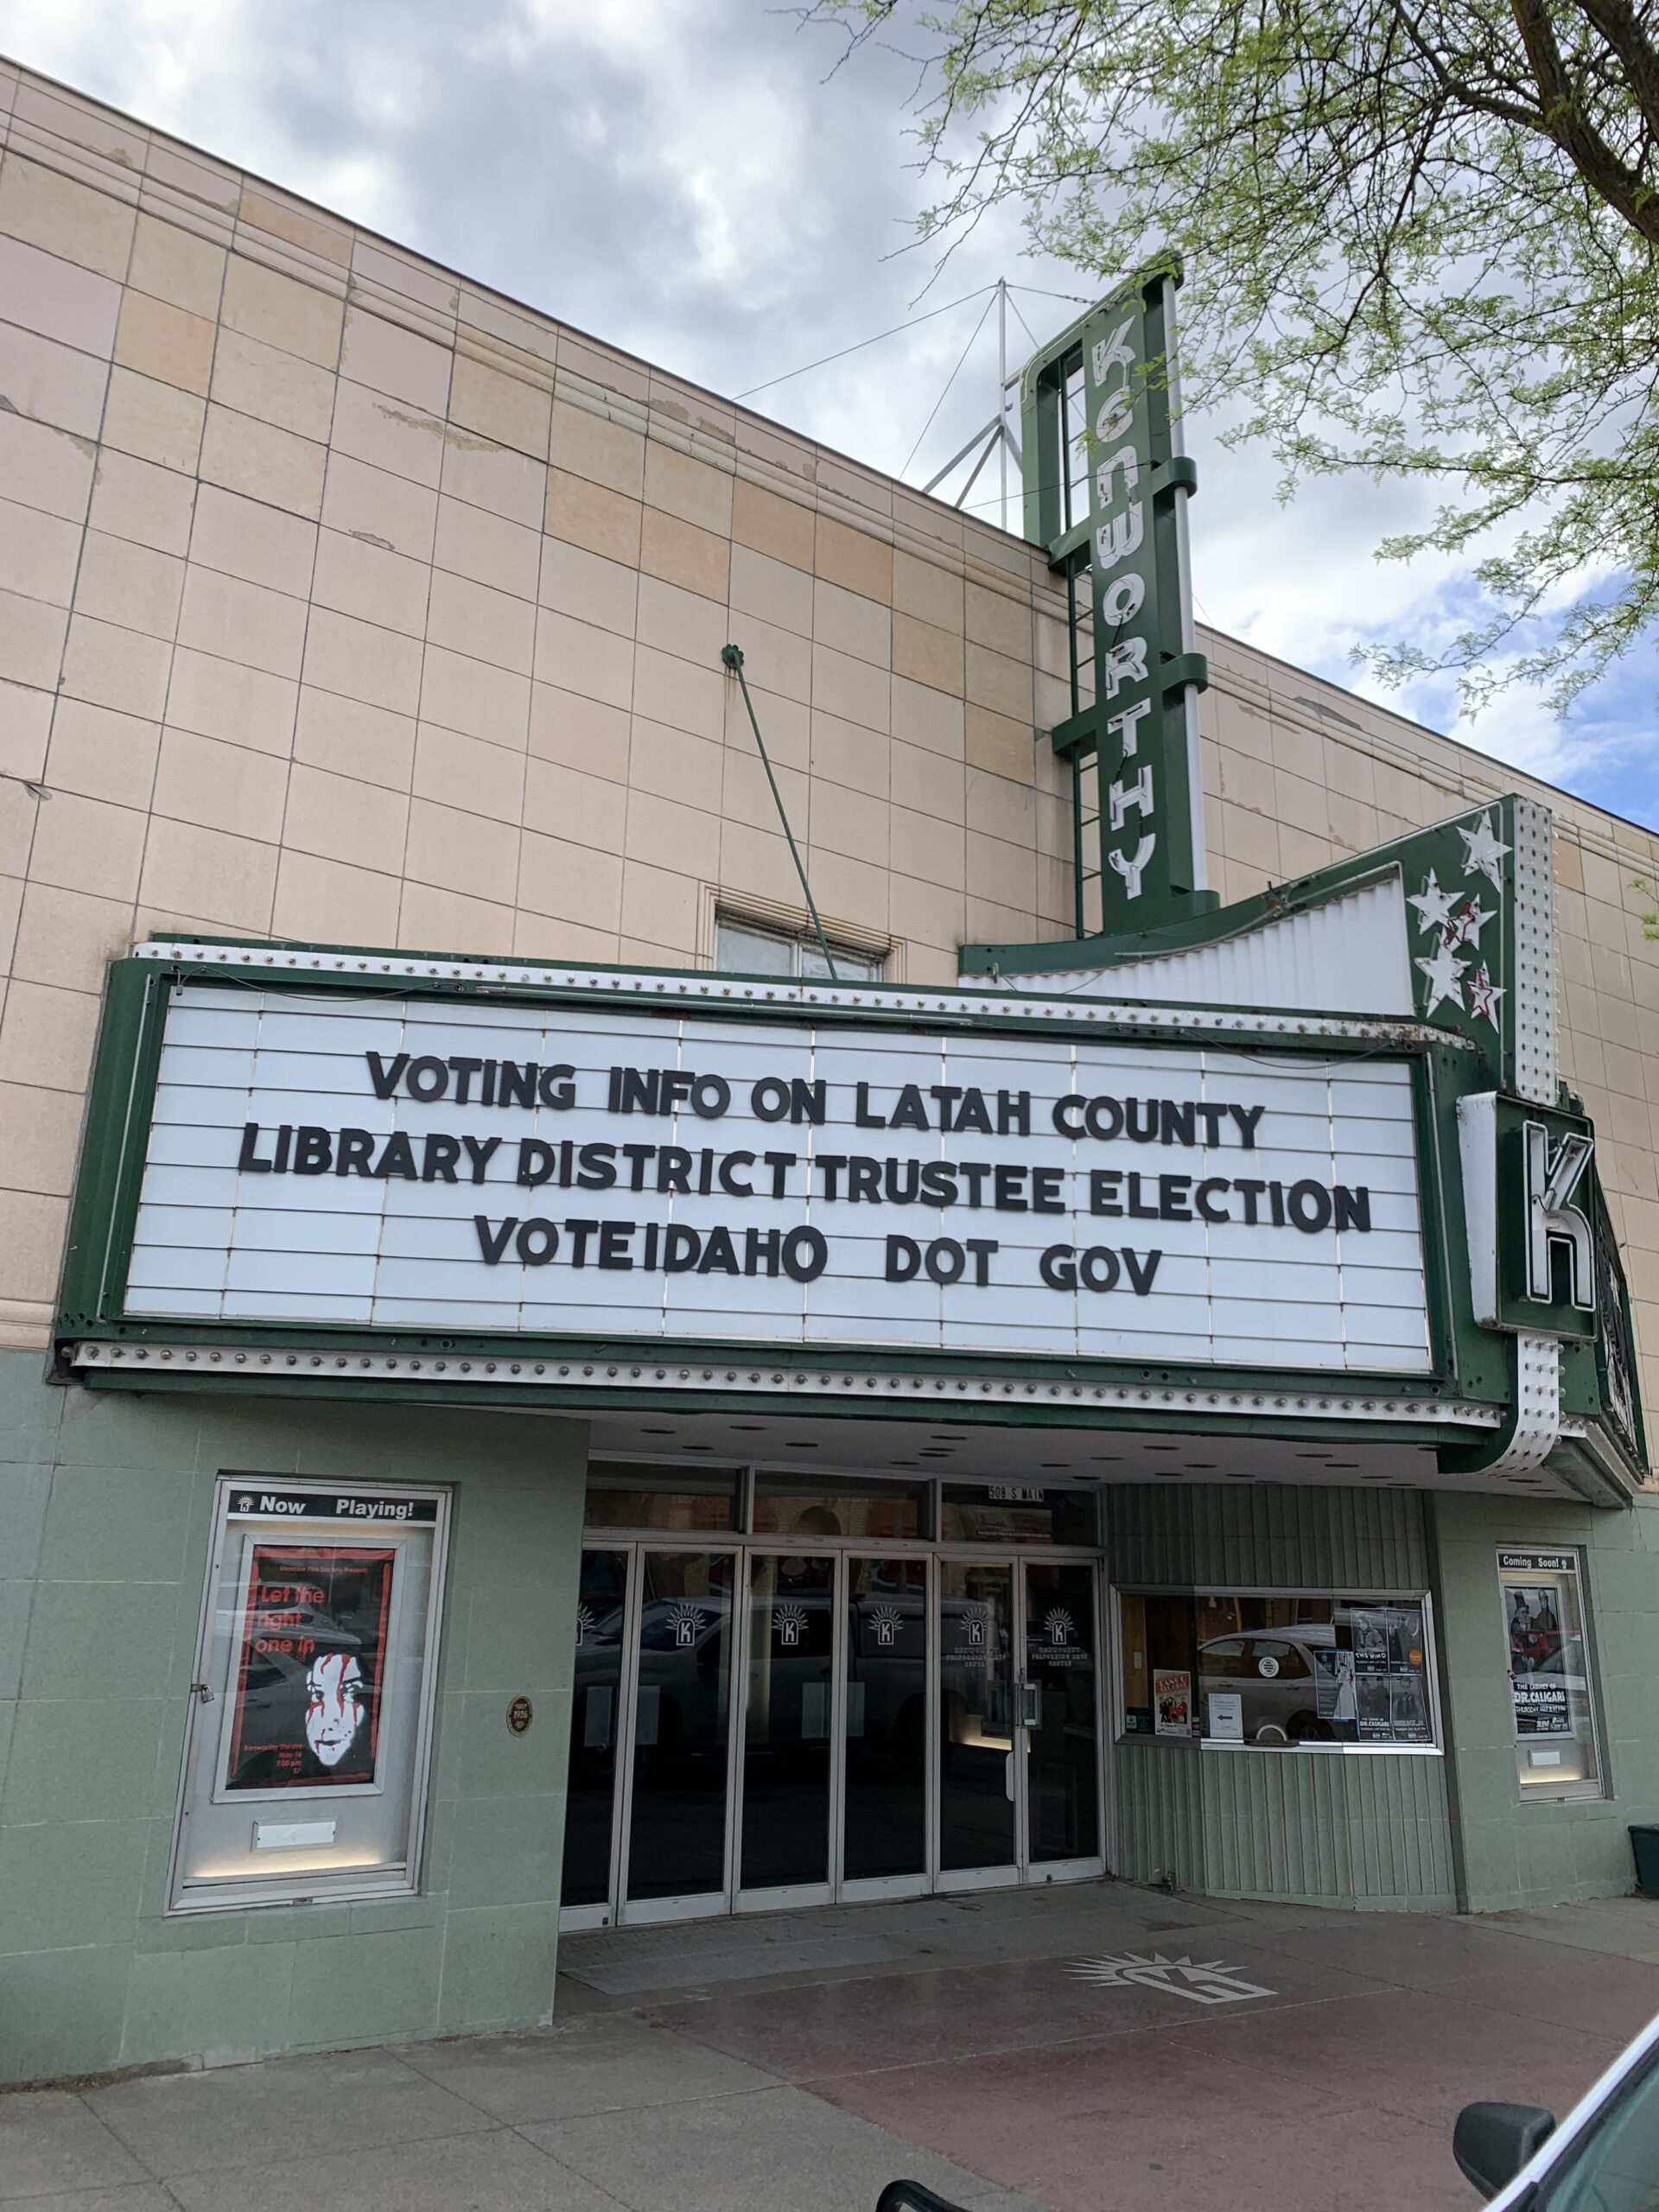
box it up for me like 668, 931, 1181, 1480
121, 982, 1430, 1371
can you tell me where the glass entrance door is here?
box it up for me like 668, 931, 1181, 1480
1023, 1560, 1103, 1873
561, 1533, 1103, 1926
623, 1550, 736, 1920
842, 1557, 928, 1894
738, 1553, 836, 1904
938, 1559, 1018, 1882
563, 1548, 628, 1913
937, 1557, 1103, 1891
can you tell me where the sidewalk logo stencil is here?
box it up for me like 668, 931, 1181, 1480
667, 1602, 705, 1648
1071, 1952, 1275, 2005
773, 1602, 809, 1649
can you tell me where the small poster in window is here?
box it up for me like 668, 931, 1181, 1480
1505, 1585, 1563, 1673
1389, 1675, 1431, 1743
1154, 1669, 1192, 1737
1349, 1608, 1391, 1675
225, 1545, 395, 1791
1206, 1691, 1244, 1742
1356, 1675, 1395, 1741
1511, 1674, 1571, 1735
1313, 1646, 1358, 1727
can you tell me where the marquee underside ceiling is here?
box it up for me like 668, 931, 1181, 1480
584, 1406, 1580, 1500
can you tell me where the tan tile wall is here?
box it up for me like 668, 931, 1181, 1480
1, 56, 1656, 1456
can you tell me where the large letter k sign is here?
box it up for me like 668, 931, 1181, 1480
1525, 1122, 1594, 1313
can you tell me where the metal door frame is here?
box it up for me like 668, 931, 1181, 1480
933, 1551, 1108, 1894
1018, 1554, 1109, 1888
561, 1535, 1108, 1930
934, 1551, 1025, 1894
617, 1541, 743, 1926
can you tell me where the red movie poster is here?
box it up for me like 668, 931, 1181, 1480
225, 1546, 395, 1790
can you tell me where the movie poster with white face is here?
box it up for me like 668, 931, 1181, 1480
225, 1546, 394, 1789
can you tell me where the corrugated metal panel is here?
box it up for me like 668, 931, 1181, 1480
1342, 1750, 1457, 1906
1203, 1744, 1350, 1900
1106, 1483, 1428, 1590
1113, 1745, 1456, 1909
1003, 876, 1414, 1016
1115, 1740, 1205, 1888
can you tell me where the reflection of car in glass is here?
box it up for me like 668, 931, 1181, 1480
569, 1590, 737, 1772
1453, 2007, 1659, 2206
1198, 1633, 1335, 1743
849, 1591, 926, 1757
632, 1592, 733, 1763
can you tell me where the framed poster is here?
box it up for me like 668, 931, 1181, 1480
1497, 1551, 1601, 1795
225, 1545, 396, 1790
169, 1480, 448, 1912
1154, 1669, 1192, 1737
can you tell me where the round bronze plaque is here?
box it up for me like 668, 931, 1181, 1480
505, 1694, 534, 1736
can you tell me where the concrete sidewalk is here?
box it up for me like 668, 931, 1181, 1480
8, 1882, 1659, 2212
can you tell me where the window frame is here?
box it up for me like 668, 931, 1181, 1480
712, 912, 887, 983
1109, 1583, 1446, 1757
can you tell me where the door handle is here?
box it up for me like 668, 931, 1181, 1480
1020, 1681, 1040, 1729
189, 1681, 216, 1705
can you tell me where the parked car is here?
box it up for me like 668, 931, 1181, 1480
1454, 2006, 1659, 2206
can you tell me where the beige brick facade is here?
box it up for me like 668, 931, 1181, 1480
2, 56, 1656, 1452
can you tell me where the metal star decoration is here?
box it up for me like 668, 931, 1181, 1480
1443, 897, 1496, 951
1407, 869, 1459, 936
1458, 810, 1511, 890
1465, 963, 1506, 1025
1415, 939, 1468, 1016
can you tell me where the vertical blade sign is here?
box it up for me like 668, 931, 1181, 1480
1023, 264, 1211, 938
1081, 272, 1206, 929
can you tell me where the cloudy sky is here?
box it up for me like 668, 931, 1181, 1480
5, 0, 1653, 832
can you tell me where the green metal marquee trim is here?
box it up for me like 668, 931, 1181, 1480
58, 944, 1471, 1399
48, 908, 1643, 1503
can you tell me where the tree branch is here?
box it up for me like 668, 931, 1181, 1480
1572, 0, 1659, 144
1510, 0, 1659, 238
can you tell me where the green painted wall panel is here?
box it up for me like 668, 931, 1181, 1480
1427, 1488, 1659, 1910
0, 1351, 588, 2082
1114, 1740, 1205, 1890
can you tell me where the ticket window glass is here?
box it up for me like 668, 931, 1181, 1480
1499, 1550, 1604, 1798
1116, 1589, 1438, 1750
169, 1479, 448, 1912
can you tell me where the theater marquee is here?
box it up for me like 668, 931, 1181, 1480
114, 982, 1428, 1372
47, 849, 1644, 1501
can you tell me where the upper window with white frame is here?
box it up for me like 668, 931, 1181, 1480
715, 916, 884, 982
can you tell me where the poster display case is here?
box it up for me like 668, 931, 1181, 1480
168, 1478, 449, 1911
1498, 1548, 1604, 1798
